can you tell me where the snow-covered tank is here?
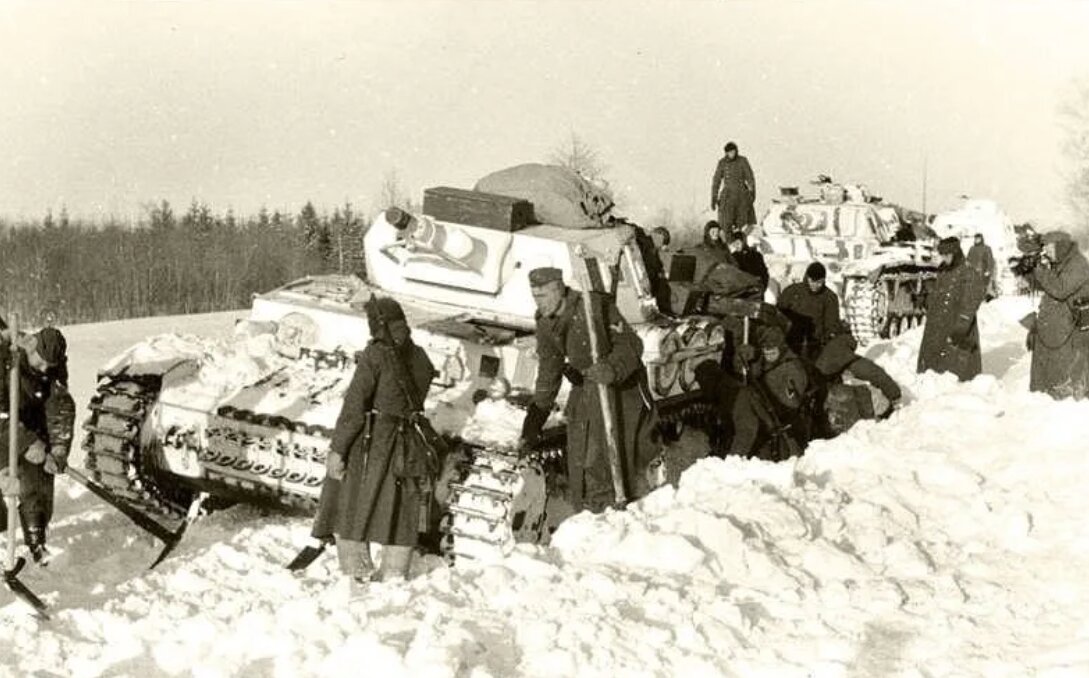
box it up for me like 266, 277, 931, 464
78, 179, 725, 563
755, 180, 940, 344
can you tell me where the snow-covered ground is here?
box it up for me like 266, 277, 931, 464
2, 298, 1088, 678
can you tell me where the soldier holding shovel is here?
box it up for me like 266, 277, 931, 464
520, 267, 658, 512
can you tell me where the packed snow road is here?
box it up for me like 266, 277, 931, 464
1, 299, 1087, 677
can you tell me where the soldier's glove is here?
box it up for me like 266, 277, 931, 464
325, 451, 346, 481
520, 403, 549, 449
1025, 328, 1036, 353
0, 473, 19, 498
947, 317, 973, 350
43, 452, 66, 475
24, 439, 47, 465
711, 197, 719, 211
583, 360, 617, 385
562, 364, 584, 386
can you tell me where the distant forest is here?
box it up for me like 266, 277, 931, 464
0, 200, 372, 327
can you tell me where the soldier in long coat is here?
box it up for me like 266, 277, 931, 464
311, 297, 437, 582
917, 237, 988, 381
711, 141, 756, 233
1028, 231, 1089, 399
0, 327, 75, 565
521, 267, 658, 513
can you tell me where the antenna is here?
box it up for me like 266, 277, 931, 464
921, 154, 928, 219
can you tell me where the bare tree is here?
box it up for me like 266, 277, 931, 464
549, 131, 608, 182
378, 169, 414, 211
1060, 77, 1089, 240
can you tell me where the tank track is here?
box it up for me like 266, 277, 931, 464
843, 272, 932, 344
438, 395, 711, 564
81, 375, 190, 526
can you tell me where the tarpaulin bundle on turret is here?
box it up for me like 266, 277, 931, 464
474, 163, 615, 230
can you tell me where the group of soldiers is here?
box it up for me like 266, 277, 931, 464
0, 319, 76, 567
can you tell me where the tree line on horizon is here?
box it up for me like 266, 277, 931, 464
0, 199, 379, 327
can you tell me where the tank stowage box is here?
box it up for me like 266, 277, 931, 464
423, 186, 535, 232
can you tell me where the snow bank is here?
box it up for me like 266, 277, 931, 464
2, 298, 1087, 677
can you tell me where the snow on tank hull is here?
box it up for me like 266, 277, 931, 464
757, 186, 940, 344
80, 199, 726, 561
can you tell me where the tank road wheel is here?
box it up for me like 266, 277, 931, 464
843, 278, 890, 345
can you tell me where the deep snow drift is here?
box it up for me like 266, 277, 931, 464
1, 298, 1088, 678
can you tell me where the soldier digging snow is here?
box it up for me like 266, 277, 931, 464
0, 327, 76, 565
711, 141, 756, 235
309, 296, 440, 586
520, 267, 658, 512
917, 237, 988, 381
730, 325, 810, 460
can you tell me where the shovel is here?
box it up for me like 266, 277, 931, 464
4, 314, 50, 619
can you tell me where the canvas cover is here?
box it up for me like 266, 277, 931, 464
474, 163, 614, 230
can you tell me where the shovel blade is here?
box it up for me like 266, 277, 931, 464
285, 542, 328, 572
3, 557, 50, 620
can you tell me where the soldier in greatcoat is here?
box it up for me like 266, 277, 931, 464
917, 237, 988, 381
520, 267, 658, 512
711, 141, 757, 234
310, 297, 438, 584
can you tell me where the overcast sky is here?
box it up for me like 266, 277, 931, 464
2, 0, 1088, 226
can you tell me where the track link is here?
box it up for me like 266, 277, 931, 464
81, 375, 188, 524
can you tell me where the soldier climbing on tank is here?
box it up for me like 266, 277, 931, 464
725, 231, 769, 296
0, 327, 75, 565
711, 141, 756, 235
305, 296, 440, 588
519, 267, 659, 513
729, 325, 811, 460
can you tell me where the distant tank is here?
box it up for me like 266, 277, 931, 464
78, 169, 727, 563
755, 178, 940, 344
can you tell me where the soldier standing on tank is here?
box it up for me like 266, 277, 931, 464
711, 141, 756, 235
310, 296, 439, 587
520, 267, 658, 512
0, 327, 76, 565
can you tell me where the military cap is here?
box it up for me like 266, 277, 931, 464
757, 325, 786, 349
528, 267, 564, 287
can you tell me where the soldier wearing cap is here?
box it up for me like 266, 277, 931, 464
520, 267, 659, 512
0, 326, 76, 565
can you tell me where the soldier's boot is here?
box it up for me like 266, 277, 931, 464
375, 545, 413, 582
335, 538, 375, 583
24, 525, 50, 566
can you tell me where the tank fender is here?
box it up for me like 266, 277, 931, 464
97, 335, 204, 381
